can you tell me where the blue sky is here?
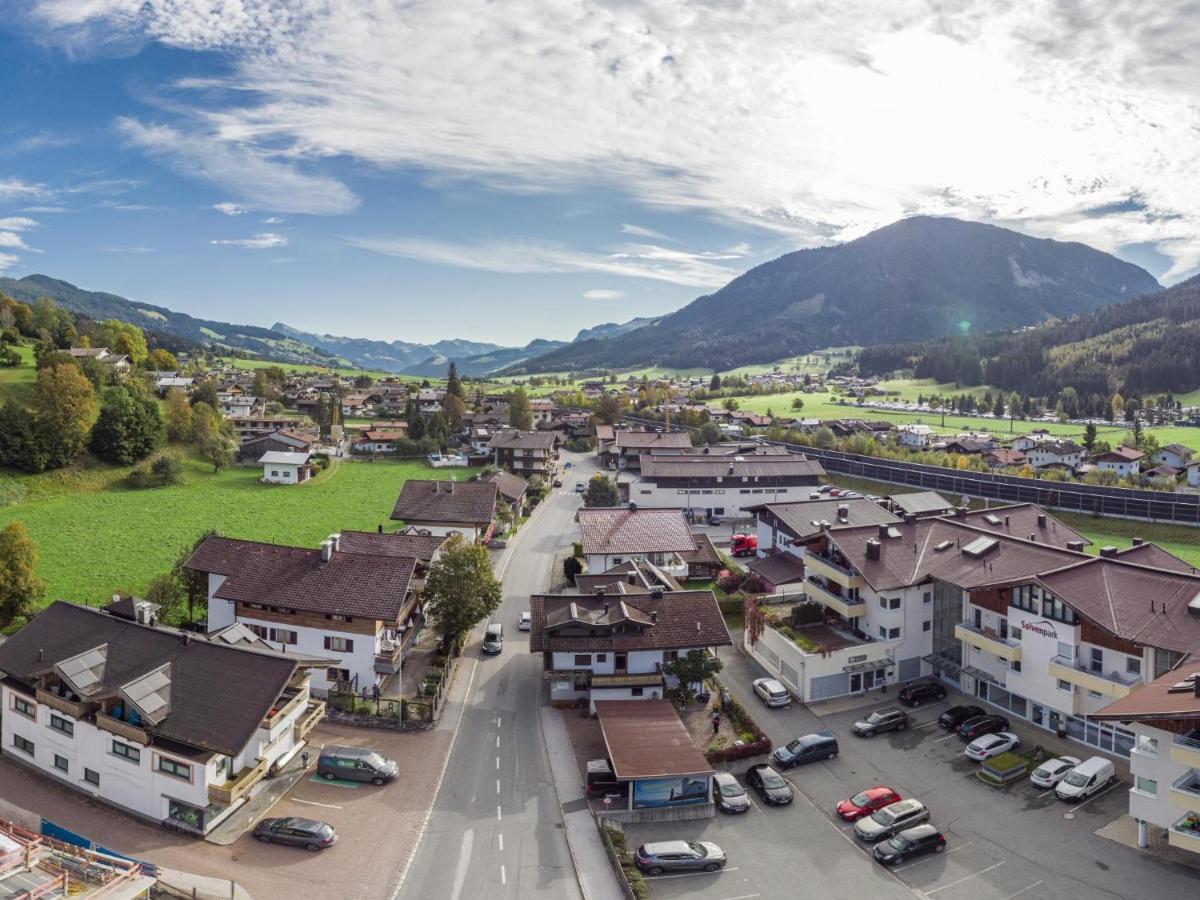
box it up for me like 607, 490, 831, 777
2, 2, 1198, 346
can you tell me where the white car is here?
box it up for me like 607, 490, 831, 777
518, 611, 532, 631
752, 677, 792, 708
1029, 755, 1081, 789
964, 731, 1020, 762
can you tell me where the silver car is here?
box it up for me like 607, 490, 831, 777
634, 840, 727, 875
854, 799, 930, 843
752, 677, 792, 707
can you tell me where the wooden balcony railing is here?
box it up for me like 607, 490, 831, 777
294, 699, 326, 743
95, 712, 148, 745
36, 689, 87, 719
208, 754, 271, 807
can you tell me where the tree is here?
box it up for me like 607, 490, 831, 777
664, 650, 723, 704
422, 534, 502, 650
0, 521, 45, 628
30, 363, 99, 468
1082, 422, 1097, 454
790, 397, 804, 411
90, 385, 165, 465
190, 380, 219, 409
442, 392, 467, 430
148, 348, 178, 371
1109, 392, 1124, 422
563, 556, 583, 582
693, 421, 723, 446
595, 394, 624, 425
408, 412, 427, 440
446, 362, 465, 399
508, 387, 534, 431
96, 319, 149, 365
191, 401, 236, 472
164, 388, 194, 441
709, 374, 721, 391
722, 397, 740, 411
583, 473, 620, 507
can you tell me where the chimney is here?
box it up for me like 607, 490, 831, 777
1132, 537, 1144, 546
321, 539, 333, 563
904, 513, 916, 525
1099, 546, 1118, 559
696, 621, 702, 634
820, 519, 830, 531
37, 649, 43, 662
603, 602, 609, 613
1037, 513, 1047, 528
651, 610, 658, 622
1029, 534, 1036, 542
837, 504, 849, 523
651, 588, 664, 600
866, 539, 881, 560
1004, 515, 1010, 528
329, 533, 341, 552
1066, 540, 1085, 552
878, 524, 890, 538
955, 506, 968, 518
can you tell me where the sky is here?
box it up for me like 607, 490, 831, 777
1, 1, 1199, 347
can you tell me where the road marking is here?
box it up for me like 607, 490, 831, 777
1036, 787, 1056, 799
498, 833, 503, 851
496, 757, 500, 770
892, 842, 971, 872
720, 894, 761, 900
999, 881, 1043, 900
290, 798, 344, 810
447, 828, 474, 900
500, 865, 507, 886
916, 720, 941, 729
923, 861, 1006, 895
1068, 782, 1121, 814
497, 736, 501, 749
497, 805, 503, 821
645, 867, 739, 880
496, 779, 501, 794
933, 734, 959, 743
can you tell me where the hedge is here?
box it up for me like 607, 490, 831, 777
705, 679, 772, 763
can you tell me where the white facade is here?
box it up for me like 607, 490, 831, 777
744, 623, 906, 702
629, 480, 805, 518
262, 461, 304, 484
237, 614, 384, 695
899, 425, 932, 448
1025, 445, 1083, 469
1096, 457, 1141, 478
547, 648, 699, 711
585, 551, 688, 578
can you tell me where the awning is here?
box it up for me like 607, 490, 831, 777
843, 659, 889, 673
962, 666, 998, 685
592, 673, 665, 689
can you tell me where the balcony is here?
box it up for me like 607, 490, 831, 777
1168, 811, 1200, 854
208, 754, 271, 807
1171, 732, 1200, 769
35, 688, 86, 719
803, 553, 865, 589
803, 578, 866, 619
1048, 656, 1142, 699
294, 699, 326, 743
375, 640, 404, 676
95, 712, 148, 745
955, 623, 1022, 663
262, 689, 308, 731
1169, 771, 1200, 811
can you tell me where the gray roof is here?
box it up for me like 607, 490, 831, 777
890, 491, 954, 516
639, 455, 824, 479
259, 450, 310, 465
750, 497, 899, 541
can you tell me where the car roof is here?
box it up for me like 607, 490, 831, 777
863, 785, 896, 798
320, 746, 375, 759
642, 841, 693, 855
1071, 756, 1112, 773
873, 707, 904, 716
885, 798, 923, 813
897, 824, 938, 839
756, 677, 785, 688
713, 771, 739, 784
283, 818, 325, 829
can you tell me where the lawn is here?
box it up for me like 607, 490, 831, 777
0, 343, 37, 404
0, 455, 441, 604
223, 356, 414, 383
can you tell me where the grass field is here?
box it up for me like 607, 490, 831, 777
0, 454, 441, 604
222, 356, 418, 383
0, 344, 37, 404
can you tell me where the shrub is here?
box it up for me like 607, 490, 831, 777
716, 568, 746, 594
564, 556, 583, 581
717, 597, 744, 618
790, 601, 824, 626
128, 453, 183, 488
741, 573, 766, 594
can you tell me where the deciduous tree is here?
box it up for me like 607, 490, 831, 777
30, 363, 99, 468
422, 534, 502, 651
164, 388, 193, 441
0, 521, 44, 628
508, 387, 533, 431
90, 385, 165, 465
583, 473, 619, 507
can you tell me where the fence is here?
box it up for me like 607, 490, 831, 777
623, 417, 1200, 525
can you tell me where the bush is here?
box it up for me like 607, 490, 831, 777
565, 437, 595, 452
128, 453, 183, 488
790, 601, 824, 626
563, 556, 583, 581
572, 541, 583, 558
311, 453, 331, 470
716, 568, 745, 594
717, 597, 744, 618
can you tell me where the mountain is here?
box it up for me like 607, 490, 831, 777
573, 316, 660, 343
516, 217, 1161, 373
858, 272, 1200, 398
400, 339, 569, 378
1, 274, 344, 366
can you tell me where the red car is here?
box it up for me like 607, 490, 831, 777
836, 786, 902, 822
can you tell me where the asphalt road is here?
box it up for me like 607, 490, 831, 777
626, 644, 1200, 900
397, 451, 594, 900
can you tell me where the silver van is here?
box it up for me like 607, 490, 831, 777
317, 746, 399, 785
482, 622, 504, 654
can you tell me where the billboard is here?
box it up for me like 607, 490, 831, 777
632, 776, 709, 809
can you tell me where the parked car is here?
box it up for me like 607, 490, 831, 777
1055, 757, 1116, 802
745, 763, 794, 805
818, 484, 833, 494
958, 714, 1009, 742
585, 758, 628, 801
752, 677, 792, 708
634, 841, 726, 875
852, 708, 909, 738
518, 611, 532, 631
553, 478, 563, 487
254, 817, 338, 851
712, 771, 751, 814
897, 681, 947, 707
873, 824, 946, 866
317, 746, 399, 785
964, 731, 1020, 761
836, 786, 902, 822
938, 705, 985, 731
575, 482, 585, 492
772, 731, 838, 769
482, 622, 504, 654
854, 799, 930, 843
1030, 756, 1081, 789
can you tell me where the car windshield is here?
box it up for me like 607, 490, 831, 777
719, 781, 744, 798
785, 739, 804, 753
873, 806, 901, 825
364, 753, 387, 768
1064, 771, 1088, 787
886, 835, 911, 851
687, 842, 707, 858
866, 712, 888, 724
849, 792, 871, 806
760, 769, 787, 789
1032, 766, 1051, 778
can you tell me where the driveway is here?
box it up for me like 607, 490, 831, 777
623, 642, 1199, 900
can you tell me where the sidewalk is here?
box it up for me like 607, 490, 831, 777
541, 707, 626, 900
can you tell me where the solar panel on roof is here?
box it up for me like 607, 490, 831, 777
934, 540, 954, 552
962, 536, 1000, 558
122, 666, 171, 724
56, 645, 108, 695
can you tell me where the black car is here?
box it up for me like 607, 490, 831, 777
958, 714, 1010, 742
939, 705, 985, 731
745, 763, 793, 805
873, 824, 946, 865
254, 817, 337, 851
852, 708, 909, 738
897, 681, 947, 707
712, 771, 751, 813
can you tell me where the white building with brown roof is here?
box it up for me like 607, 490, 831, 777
632, 453, 824, 519
390, 479, 498, 541
578, 507, 698, 577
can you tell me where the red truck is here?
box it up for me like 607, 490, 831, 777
730, 533, 758, 557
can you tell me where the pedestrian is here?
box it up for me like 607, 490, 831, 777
372, 683, 381, 701
301, 751, 310, 770
711, 711, 721, 735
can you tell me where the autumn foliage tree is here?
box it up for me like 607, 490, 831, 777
422, 534, 502, 652
0, 522, 45, 628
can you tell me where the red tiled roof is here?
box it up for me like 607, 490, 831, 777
578, 508, 697, 556
1092, 661, 1200, 722
595, 700, 713, 778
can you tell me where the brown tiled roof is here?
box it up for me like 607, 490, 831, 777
489, 429, 557, 450
579, 508, 696, 556
613, 431, 691, 450
595, 425, 616, 442
594, 700, 713, 778
953, 504, 1090, 549
1114, 543, 1196, 574
679, 532, 722, 566
0, 602, 296, 757
1092, 661, 1200, 722
529, 591, 731, 653
746, 553, 807, 585
488, 470, 529, 503
390, 480, 497, 525
337, 530, 447, 563
571, 576, 652, 596
1094, 446, 1145, 462
751, 498, 899, 542
985, 449, 1025, 465
359, 430, 405, 441
545, 597, 655, 629
638, 455, 824, 479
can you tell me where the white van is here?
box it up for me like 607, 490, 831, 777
1054, 756, 1115, 801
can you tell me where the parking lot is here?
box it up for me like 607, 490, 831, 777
623, 644, 1194, 900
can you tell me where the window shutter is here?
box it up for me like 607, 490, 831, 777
345, 639, 354, 653
323, 636, 331, 650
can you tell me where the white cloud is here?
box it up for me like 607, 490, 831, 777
0, 233, 32, 250
261, 215, 285, 224
27, 1, 1200, 279
100, 245, 157, 253
214, 202, 246, 216
0, 177, 45, 199
21, 206, 67, 213
0, 218, 38, 231
211, 232, 288, 249
346, 236, 740, 288
0, 253, 19, 272
620, 224, 672, 241
584, 289, 625, 300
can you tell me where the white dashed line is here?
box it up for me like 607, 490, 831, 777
497, 805, 502, 821
999, 881, 1043, 900
719, 894, 762, 900
924, 861, 1006, 895
498, 833, 503, 852
496, 757, 500, 770
496, 779, 501, 794
500, 864, 506, 885
496, 735, 501, 748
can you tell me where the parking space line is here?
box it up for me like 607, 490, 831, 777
291, 798, 344, 810
892, 842, 971, 872
1036, 788, 1056, 799
1068, 782, 1120, 814
933, 734, 959, 743
645, 867, 740, 880
720, 894, 762, 900
998, 881, 1043, 900
915, 720, 942, 729
924, 860, 1005, 895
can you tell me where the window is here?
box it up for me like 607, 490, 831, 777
973, 608, 983, 629
112, 740, 140, 764
1134, 776, 1157, 796
324, 636, 354, 653
53, 754, 68, 773
888, 627, 901, 639
573, 654, 592, 666
596, 654, 607, 662
270, 628, 298, 645
1057, 679, 1073, 692
326, 667, 350, 683
215, 756, 229, 779
631, 687, 644, 697
879, 597, 886, 609
923, 620, 931, 633
923, 592, 932, 604
998, 617, 1008, 640
158, 757, 191, 781
247, 624, 269, 640
1126, 657, 1142, 676
1010, 628, 1021, 642
1056, 642, 1074, 662
245, 602, 267, 610
1090, 647, 1103, 674
12, 696, 35, 719
49, 714, 74, 737
84, 769, 100, 787
325, 614, 354, 623
887, 597, 901, 610
879, 626, 887, 639
639, 489, 651, 495
12, 735, 33, 756
1135, 734, 1158, 756
1011, 660, 1022, 673
1088, 690, 1102, 699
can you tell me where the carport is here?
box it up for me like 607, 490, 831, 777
593, 700, 714, 823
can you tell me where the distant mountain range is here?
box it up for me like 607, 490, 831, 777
515, 217, 1161, 373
